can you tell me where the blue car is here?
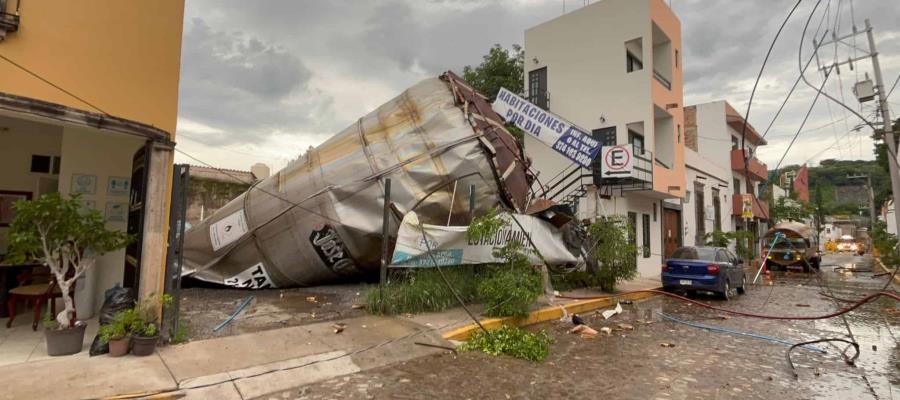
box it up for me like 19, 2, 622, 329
661, 246, 746, 300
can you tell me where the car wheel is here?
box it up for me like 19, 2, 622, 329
737, 274, 746, 294
802, 263, 810, 273
721, 280, 732, 301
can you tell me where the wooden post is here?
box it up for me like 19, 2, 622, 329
139, 141, 174, 319
380, 178, 392, 286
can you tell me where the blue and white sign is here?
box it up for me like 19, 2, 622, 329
492, 87, 601, 168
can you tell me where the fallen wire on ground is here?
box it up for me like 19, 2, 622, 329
786, 338, 860, 379
658, 312, 826, 353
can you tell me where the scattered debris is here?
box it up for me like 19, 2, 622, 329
872, 344, 877, 351
599, 327, 612, 336
660, 342, 676, 348
213, 296, 254, 332
795, 304, 811, 307
414, 341, 458, 353
814, 367, 821, 376
306, 296, 317, 303
351, 304, 365, 309
616, 323, 634, 331
620, 300, 634, 305
601, 302, 623, 320
572, 314, 585, 326
332, 323, 346, 334
569, 325, 598, 338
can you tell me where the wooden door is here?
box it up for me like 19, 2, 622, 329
663, 209, 680, 259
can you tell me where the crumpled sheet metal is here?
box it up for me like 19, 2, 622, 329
181, 73, 531, 288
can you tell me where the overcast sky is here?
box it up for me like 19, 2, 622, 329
173, 0, 900, 174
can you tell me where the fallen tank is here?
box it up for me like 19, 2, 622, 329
181, 72, 535, 288
763, 221, 821, 272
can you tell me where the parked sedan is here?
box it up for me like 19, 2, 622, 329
661, 246, 746, 300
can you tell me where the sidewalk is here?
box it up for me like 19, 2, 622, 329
0, 275, 662, 400
0, 315, 449, 400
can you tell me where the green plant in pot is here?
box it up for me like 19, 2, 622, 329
131, 293, 172, 356
97, 309, 139, 357
6, 193, 131, 356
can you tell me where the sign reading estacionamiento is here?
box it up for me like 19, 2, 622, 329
492, 87, 601, 168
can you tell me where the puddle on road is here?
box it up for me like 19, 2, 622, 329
807, 256, 900, 399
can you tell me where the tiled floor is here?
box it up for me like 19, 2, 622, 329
0, 312, 98, 366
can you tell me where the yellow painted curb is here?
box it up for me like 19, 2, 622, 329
443, 289, 660, 341
873, 257, 900, 285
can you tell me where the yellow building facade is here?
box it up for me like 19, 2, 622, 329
0, 0, 185, 320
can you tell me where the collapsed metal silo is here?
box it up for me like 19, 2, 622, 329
181, 72, 533, 288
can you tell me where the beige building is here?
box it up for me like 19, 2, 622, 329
0, 1, 185, 317
684, 101, 769, 258
523, 0, 685, 276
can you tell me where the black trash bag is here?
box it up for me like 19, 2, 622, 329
89, 285, 134, 356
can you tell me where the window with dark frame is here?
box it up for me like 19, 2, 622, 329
626, 51, 643, 73
628, 212, 637, 246
733, 178, 741, 195
712, 188, 722, 232
52, 156, 61, 175
642, 214, 651, 258
731, 136, 739, 150
528, 67, 548, 110
30, 155, 51, 173
694, 183, 705, 245
629, 130, 645, 155
592, 127, 617, 146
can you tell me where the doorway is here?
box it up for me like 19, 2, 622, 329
663, 208, 681, 259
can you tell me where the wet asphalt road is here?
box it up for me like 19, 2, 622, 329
261, 254, 899, 400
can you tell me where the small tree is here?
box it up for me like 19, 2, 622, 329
6, 193, 131, 329
588, 216, 638, 292
462, 44, 524, 101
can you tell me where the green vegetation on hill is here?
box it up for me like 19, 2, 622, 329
774, 158, 890, 214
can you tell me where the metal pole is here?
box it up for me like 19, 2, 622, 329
446, 180, 458, 226
867, 175, 876, 228
380, 178, 392, 286
866, 19, 900, 238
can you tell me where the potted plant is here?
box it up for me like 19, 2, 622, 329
131, 293, 172, 357
97, 309, 139, 357
6, 193, 131, 356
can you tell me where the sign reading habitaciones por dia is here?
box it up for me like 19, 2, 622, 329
491, 87, 601, 168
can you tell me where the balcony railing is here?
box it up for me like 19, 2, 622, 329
732, 194, 769, 220
730, 149, 768, 181
653, 70, 672, 90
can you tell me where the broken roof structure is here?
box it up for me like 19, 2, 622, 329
182, 72, 538, 288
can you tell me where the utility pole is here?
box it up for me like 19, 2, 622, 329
847, 174, 876, 228
820, 19, 900, 237
865, 19, 900, 236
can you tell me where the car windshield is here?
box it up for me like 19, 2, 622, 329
772, 238, 807, 249
670, 247, 717, 261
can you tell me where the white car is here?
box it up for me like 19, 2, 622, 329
837, 235, 858, 253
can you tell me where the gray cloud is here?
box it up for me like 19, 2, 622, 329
176, 0, 900, 170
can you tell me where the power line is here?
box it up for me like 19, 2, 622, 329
738, 0, 803, 154
0, 52, 109, 116
760, 5, 833, 139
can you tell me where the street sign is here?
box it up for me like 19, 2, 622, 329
741, 194, 754, 219
492, 87, 601, 168
599, 144, 634, 177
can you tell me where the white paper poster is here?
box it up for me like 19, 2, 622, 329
223, 263, 275, 289
209, 209, 249, 251
391, 211, 580, 267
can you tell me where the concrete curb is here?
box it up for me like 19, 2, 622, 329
442, 289, 660, 341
